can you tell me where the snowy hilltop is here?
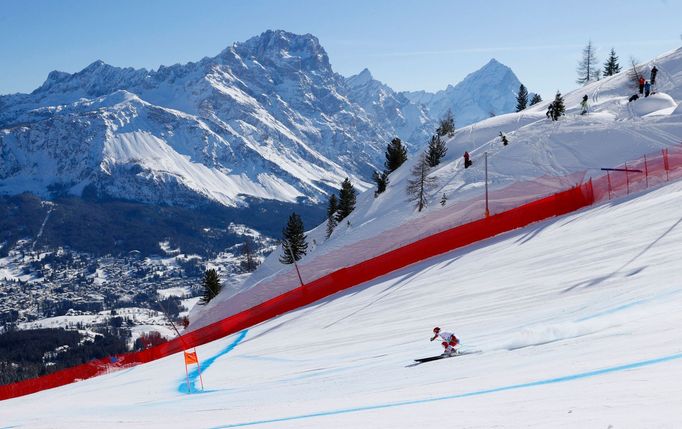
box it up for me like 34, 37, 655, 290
190, 46, 682, 329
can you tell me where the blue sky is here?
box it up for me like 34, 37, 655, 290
1, 0, 681, 98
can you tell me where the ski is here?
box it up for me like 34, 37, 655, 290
414, 355, 449, 363
413, 350, 478, 364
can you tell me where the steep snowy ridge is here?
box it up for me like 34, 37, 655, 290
345, 68, 435, 146
404, 58, 524, 126
0, 30, 521, 208
1, 31, 377, 206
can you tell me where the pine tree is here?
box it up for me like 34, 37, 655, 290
406, 154, 438, 212
199, 269, 222, 305
372, 170, 389, 195
335, 178, 357, 222
529, 93, 542, 106
602, 48, 621, 77
385, 138, 408, 173
325, 194, 338, 238
515, 84, 529, 112
425, 134, 447, 167
436, 109, 455, 137
279, 212, 308, 264
551, 91, 565, 121
576, 40, 600, 85
240, 239, 258, 272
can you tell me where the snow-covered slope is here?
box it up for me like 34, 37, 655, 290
404, 58, 525, 126
3, 45, 682, 429
190, 46, 682, 329
3, 174, 682, 428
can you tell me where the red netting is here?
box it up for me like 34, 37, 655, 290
2, 144, 681, 401
592, 146, 682, 201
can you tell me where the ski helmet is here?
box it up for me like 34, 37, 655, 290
433, 327, 440, 333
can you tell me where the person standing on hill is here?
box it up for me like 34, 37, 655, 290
644, 81, 651, 97
639, 76, 646, 94
463, 151, 472, 168
650, 66, 658, 86
580, 95, 589, 115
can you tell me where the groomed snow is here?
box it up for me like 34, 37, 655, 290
2, 179, 682, 428
190, 47, 682, 330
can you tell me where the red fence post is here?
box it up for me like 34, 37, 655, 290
644, 154, 649, 189
625, 161, 630, 195
663, 148, 670, 181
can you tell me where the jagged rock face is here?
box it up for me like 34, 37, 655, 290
403, 59, 523, 127
0, 31, 390, 206
0, 31, 518, 208
345, 68, 435, 147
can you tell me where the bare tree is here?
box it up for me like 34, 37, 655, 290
628, 57, 642, 91
576, 40, 600, 85
406, 154, 438, 212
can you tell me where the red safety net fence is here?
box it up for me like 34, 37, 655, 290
2, 144, 681, 401
592, 146, 682, 202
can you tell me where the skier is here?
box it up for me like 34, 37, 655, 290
650, 66, 658, 86
430, 327, 460, 356
499, 132, 509, 146
644, 80, 651, 97
463, 151, 472, 168
580, 94, 589, 115
638, 76, 645, 95
545, 103, 553, 119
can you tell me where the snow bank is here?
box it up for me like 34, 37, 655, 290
629, 92, 677, 116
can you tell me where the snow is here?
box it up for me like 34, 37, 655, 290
2, 37, 682, 429
190, 46, 682, 330
17, 307, 174, 347
2, 178, 682, 428
403, 58, 523, 127
156, 287, 189, 299
629, 92, 677, 117
1, 30, 440, 208
0, 30, 521, 209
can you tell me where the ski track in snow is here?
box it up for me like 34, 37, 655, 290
31, 204, 54, 251
210, 352, 682, 428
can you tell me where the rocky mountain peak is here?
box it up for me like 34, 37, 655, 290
234, 29, 330, 72
346, 68, 375, 88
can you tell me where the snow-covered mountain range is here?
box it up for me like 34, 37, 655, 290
403, 58, 524, 127
0, 30, 522, 208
